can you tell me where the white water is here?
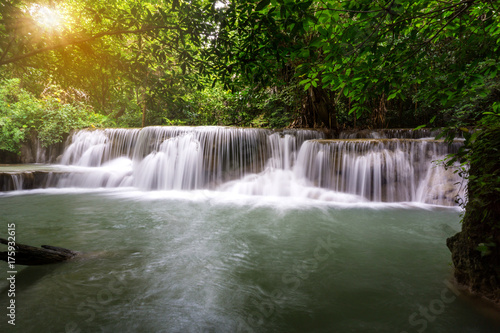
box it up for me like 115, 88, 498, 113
11, 173, 23, 190
55, 127, 322, 191
1, 128, 487, 333
8, 126, 463, 205
293, 139, 463, 205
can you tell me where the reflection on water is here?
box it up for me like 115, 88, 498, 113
0, 190, 498, 332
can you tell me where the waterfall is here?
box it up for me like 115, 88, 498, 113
12, 174, 23, 190
60, 128, 140, 166
338, 128, 462, 140
2, 126, 464, 205
56, 127, 307, 190
294, 139, 463, 205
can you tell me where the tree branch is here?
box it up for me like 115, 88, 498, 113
0, 25, 181, 66
0, 36, 16, 63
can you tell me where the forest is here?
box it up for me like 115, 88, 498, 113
1, 0, 500, 315
1, 0, 499, 138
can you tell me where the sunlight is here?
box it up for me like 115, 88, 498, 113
28, 4, 65, 30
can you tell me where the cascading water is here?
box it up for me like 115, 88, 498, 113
2, 126, 463, 205
56, 126, 279, 190
3, 127, 492, 333
294, 139, 463, 205
338, 128, 459, 139
11, 174, 23, 190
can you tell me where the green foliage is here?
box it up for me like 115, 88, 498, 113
0, 0, 217, 127
458, 115, 500, 254
1, 0, 499, 130
146, 82, 301, 129
0, 79, 108, 153
439, 101, 500, 258
208, 85, 301, 128
201, 0, 500, 129
170, 87, 227, 126
0, 79, 37, 152
463, 115, 500, 222
309, 0, 499, 118
114, 105, 143, 128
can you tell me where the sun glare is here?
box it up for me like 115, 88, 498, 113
28, 4, 65, 30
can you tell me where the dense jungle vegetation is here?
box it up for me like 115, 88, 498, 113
1, 0, 498, 144
1, 0, 499, 301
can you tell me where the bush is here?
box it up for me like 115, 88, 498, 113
0, 78, 109, 153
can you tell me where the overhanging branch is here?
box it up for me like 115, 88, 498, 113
0, 25, 180, 66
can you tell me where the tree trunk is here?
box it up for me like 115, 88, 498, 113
142, 100, 147, 128
447, 125, 500, 304
304, 86, 338, 132
0, 238, 78, 265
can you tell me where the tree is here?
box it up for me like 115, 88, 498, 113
308, 0, 500, 126
201, 0, 500, 302
1, 1, 500, 301
2, 1, 498, 129
0, 0, 215, 125
202, 0, 499, 129
447, 113, 500, 303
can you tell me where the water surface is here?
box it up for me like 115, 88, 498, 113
0, 190, 498, 332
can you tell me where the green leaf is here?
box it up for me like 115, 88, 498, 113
256, 0, 271, 12
387, 91, 398, 100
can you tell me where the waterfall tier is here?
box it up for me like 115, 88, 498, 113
55, 126, 323, 190
0, 126, 463, 206
294, 139, 462, 205
338, 128, 463, 140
